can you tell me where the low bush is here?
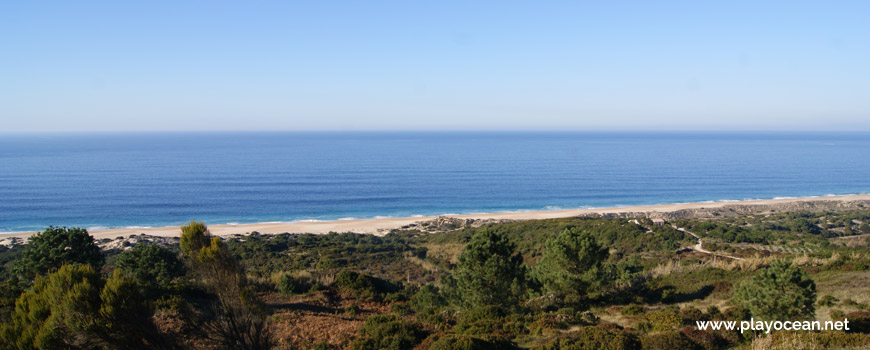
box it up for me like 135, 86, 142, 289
349, 314, 425, 350
640, 331, 701, 350
621, 303, 644, 316
532, 325, 640, 350
429, 334, 515, 350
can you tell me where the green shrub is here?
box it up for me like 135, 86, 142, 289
532, 325, 640, 350
640, 331, 701, 350
13, 227, 104, 280
345, 304, 359, 318
391, 303, 411, 315
640, 309, 682, 332
430, 334, 514, 350
621, 303, 644, 316
818, 294, 839, 307
349, 314, 425, 350
334, 270, 397, 300
410, 284, 447, 323
679, 306, 706, 324
278, 274, 311, 295
114, 243, 183, 287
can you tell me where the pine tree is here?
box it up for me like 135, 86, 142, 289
452, 229, 528, 310
732, 259, 816, 320
534, 227, 609, 298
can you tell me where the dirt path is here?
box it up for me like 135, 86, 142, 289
674, 226, 743, 261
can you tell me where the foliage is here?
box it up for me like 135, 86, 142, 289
637, 309, 682, 332
534, 227, 608, 298
451, 229, 528, 310
621, 304, 644, 316
732, 259, 816, 321
640, 331, 701, 350
13, 227, 103, 280
410, 284, 448, 323
532, 325, 640, 350
0, 264, 166, 349
179, 221, 274, 350
349, 314, 425, 350
429, 334, 515, 350
333, 270, 398, 300
114, 243, 184, 287
278, 273, 310, 295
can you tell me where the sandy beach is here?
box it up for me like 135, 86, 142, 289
5, 194, 869, 240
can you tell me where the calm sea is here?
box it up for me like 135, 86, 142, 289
1, 132, 868, 233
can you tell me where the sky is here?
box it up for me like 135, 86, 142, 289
1, 1, 869, 132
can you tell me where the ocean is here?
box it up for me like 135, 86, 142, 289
1, 131, 868, 233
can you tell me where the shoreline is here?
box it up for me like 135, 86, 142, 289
5, 193, 870, 240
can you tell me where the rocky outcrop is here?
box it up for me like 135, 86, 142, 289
401, 216, 512, 233
96, 234, 180, 251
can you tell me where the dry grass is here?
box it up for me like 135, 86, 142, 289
422, 243, 465, 265
750, 331, 823, 350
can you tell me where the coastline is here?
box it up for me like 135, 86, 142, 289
5, 194, 870, 240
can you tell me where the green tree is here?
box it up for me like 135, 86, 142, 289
732, 259, 816, 320
114, 243, 184, 287
533, 227, 608, 298
179, 221, 274, 350
452, 229, 528, 310
13, 227, 103, 280
0, 265, 166, 350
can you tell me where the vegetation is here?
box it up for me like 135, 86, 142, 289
449, 228, 528, 310
732, 259, 817, 320
1, 208, 869, 348
13, 226, 103, 280
534, 227, 608, 299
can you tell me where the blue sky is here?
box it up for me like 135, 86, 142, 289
1, 1, 869, 132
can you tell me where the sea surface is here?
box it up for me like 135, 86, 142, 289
1, 132, 869, 233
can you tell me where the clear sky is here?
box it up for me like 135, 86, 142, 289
2, 1, 869, 132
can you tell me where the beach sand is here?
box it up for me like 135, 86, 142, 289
6, 194, 870, 240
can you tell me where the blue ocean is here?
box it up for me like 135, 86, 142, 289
1, 132, 868, 233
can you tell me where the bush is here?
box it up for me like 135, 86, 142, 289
278, 274, 311, 295
349, 314, 425, 350
732, 259, 816, 321
334, 270, 397, 300
114, 243, 183, 287
391, 303, 411, 316
13, 227, 103, 280
410, 284, 447, 323
621, 303, 644, 316
818, 294, 839, 307
640, 331, 701, 350
532, 325, 640, 350
845, 311, 870, 333
637, 309, 682, 332
345, 304, 359, 318
0, 265, 164, 348
430, 334, 515, 350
